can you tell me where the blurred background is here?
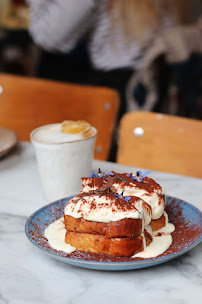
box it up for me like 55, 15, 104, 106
0, 0, 202, 120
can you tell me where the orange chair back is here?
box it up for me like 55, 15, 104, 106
0, 73, 119, 160
117, 111, 202, 178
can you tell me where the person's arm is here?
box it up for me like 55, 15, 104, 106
27, 0, 96, 52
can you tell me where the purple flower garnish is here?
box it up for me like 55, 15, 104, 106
127, 170, 151, 182
89, 169, 114, 178
114, 192, 131, 203
105, 171, 115, 176
124, 196, 131, 203
89, 172, 99, 178
115, 193, 122, 199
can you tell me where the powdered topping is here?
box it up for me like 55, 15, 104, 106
83, 171, 162, 194
81, 171, 164, 220
64, 191, 152, 223
112, 173, 162, 194
81, 177, 105, 191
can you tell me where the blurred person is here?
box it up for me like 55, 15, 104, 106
0, 0, 35, 75
126, 16, 202, 117
26, 0, 193, 118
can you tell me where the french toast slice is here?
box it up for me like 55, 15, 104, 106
65, 229, 153, 257
64, 215, 142, 238
65, 231, 144, 257
151, 213, 166, 231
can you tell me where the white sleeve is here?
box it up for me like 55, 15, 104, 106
26, 0, 96, 52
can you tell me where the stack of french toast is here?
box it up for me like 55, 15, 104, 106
64, 171, 169, 257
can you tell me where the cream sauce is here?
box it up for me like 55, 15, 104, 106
44, 215, 175, 259
44, 217, 76, 254
134, 233, 173, 258
133, 219, 175, 258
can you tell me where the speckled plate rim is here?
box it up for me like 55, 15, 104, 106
25, 196, 202, 269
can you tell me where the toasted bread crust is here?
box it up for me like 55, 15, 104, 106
64, 215, 142, 238
151, 213, 166, 231
144, 228, 153, 246
65, 231, 144, 257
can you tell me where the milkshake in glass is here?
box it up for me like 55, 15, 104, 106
31, 121, 97, 202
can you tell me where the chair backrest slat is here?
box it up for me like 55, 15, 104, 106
117, 111, 202, 178
0, 73, 120, 160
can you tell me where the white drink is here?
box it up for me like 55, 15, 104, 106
31, 123, 97, 202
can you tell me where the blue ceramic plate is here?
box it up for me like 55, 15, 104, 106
25, 196, 202, 271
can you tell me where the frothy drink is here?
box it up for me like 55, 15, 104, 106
31, 122, 97, 202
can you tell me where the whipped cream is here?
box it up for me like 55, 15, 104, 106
64, 194, 147, 223
114, 184, 164, 220
81, 173, 165, 220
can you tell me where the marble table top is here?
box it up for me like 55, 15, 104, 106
0, 142, 201, 304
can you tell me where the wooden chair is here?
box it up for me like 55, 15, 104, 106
0, 73, 119, 160
117, 111, 202, 178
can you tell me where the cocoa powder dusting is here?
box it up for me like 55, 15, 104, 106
81, 172, 162, 194
112, 173, 162, 194
66, 190, 141, 213
27, 197, 202, 263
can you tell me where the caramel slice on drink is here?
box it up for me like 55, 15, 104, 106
61, 120, 91, 134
